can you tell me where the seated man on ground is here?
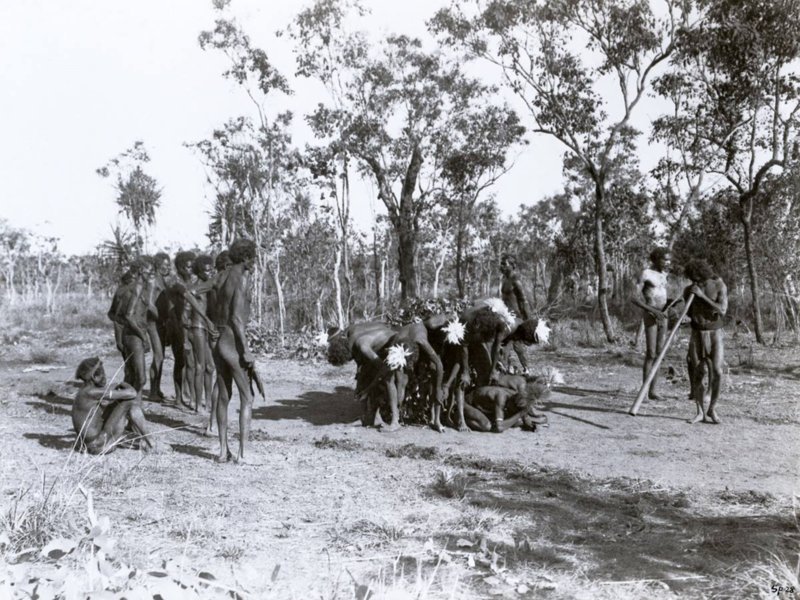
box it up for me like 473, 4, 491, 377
72, 357, 160, 454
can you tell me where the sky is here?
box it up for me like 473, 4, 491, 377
1, 0, 676, 257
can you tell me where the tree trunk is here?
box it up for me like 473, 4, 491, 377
333, 247, 345, 331
268, 261, 286, 346
455, 224, 466, 298
594, 180, 615, 342
433, 252, 445, 298
373, 231, 384, 315
741, 212, 766, 344
396, 213, 418, 302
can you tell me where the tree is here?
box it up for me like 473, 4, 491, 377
290, 0, 523, 301
653, 0, 800, 343
96, 141, 161, 255
192, 13, 298, 337
0, 219, 30, 304
432, 0, 691, 341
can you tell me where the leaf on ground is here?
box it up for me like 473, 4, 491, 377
93, 535, 116, 553
40, 538, 77, 560
198, 571, 217, 581
270, 564, 281, 583
483, 576, 501, 586
467, 554, 476, 568
456, 538, 473, 548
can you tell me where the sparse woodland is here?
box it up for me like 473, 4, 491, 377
2, 0, 799, 343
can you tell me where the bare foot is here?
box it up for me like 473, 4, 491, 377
214, 450, 233, 463
706, 408, 721, 424
648, 392, 665, 401
527, 414, 549, 425
457, 422, 470, 433
688, 411, 705, 424
379, 422, 401, 433
429, 422, 445, 433
203, 426, 215, 438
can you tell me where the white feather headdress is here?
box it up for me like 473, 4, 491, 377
534, 319, 551, 344
484, 298, 517, 330
315, 331, 329, 348
385, 344, 412, 371
443, 319, 466, 345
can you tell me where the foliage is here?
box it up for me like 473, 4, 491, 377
96, 141, 162, 255
291, 0, 524, 300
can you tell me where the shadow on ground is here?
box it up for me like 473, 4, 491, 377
429, 460, 796, 596
23, 431, 75, 450
253, 386, 360, 425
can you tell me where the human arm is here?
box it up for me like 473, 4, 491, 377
511, 276, 529, 321
182, 288, 217, 333
83, 383, 138, 404
690, 279, 728, 316
124, 284, 149, 343
418, 340, 445, 404
229, 275, 253, 366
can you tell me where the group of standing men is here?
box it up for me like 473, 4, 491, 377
75, 240, 259, 463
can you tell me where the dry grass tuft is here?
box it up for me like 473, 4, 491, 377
431, 470, 470, 500
386, 443, 440, 460
315, 435, 362, 452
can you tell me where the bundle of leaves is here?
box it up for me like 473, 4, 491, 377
384, 297, 471, 326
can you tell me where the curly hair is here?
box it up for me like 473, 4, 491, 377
326, 333, 353, 366
649, 246, 670, 264
500, 253, 516, 269
75, 357, 102, 382
174, 251, 196, 271
684, 258, 714, 282
214, 250, 231, 271
229, 239, 256, 264
120, 270, 134, 285
512, 380, 550, 410
192, 254, 213, 276
152, 252, 170, 265
470, 307, 504, 342
515, 319, 539, 344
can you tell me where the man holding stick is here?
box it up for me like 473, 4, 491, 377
683, 258, 728, 424
631, 247, 677, 400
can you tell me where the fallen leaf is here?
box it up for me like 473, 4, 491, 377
40, 538, 77, 560
456, 538, 473, 548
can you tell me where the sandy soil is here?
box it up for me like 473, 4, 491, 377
0, 326, 798, 598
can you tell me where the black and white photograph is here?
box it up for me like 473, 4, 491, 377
1, 0, 798, 597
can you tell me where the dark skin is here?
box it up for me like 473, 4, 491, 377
145, 256, 171, 401
500, 256, 531, 373
121, 264, 153, 392
72, 361, 159, 454
338, 321, 397, 428
631, 252, 675, 400
463, 386, 537, 433
108, 274, 134, 382
187, 262, 216, 412
168, 259, 197, 409
205, 256, 232, 437
360, 322, 446, 433
684, 275, 728, 425
212, 257, 255, 463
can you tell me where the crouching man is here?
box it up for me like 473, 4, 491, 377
72, 357, 160, 454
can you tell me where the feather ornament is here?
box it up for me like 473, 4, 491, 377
385, 344, 412, 371
443, 319, 466, 345
484, 298, 517, 330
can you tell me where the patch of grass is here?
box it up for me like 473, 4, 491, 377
217, 544, 246, 561
27, 347, 59, 365
432, 470, 470, 500
1, 476, 83, 559
314, 435, 362, 452
345, 519, 405, 548
740, 551, 800, 599
385, 443, 440, 460
716, 489, 775, 506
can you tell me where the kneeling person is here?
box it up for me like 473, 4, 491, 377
463, 383, 547, 433
72, 357, 159, 454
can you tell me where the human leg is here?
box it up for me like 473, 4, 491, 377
687, 331, 706, 424
147, 322, 164, 401
190, 327, 207, 411
213, 338, 234, 463
706, 330, 725, 424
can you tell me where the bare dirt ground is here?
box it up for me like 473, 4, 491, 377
1, 318, 798, 598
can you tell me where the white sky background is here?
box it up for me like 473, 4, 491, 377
1, 0, 678, 257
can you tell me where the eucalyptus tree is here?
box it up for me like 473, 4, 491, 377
431, 0, 692, 341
